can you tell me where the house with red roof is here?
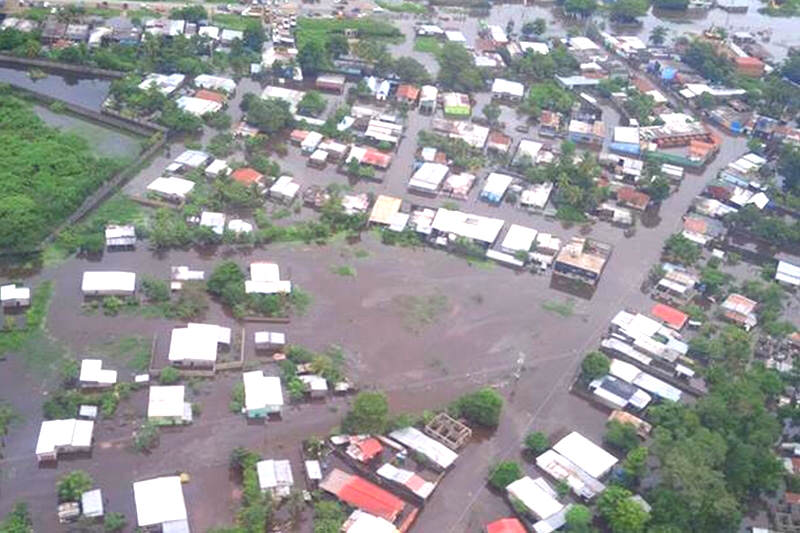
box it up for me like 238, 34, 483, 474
195, 89, 226, 105
617, 186, 651, 211
650, 303, 688, 331
320, 468, 405, 522
396, 84, 420, 106
346, 437, 383, 463
231, 167, 264, 186
486, 517, 526, 533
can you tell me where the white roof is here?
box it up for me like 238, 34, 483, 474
344, 510, 399, 533
35, 419, 94, 456
420, 85, 438, 102
175, 150, 210, 168
409, 162, 449, 192
168, 327, 219, 363
171, 266, 204, 281
506, 476, 564, 520
187, 322, 231, 344
254, 331, 286, 345
79, 359, 117, 385
432, 208, 504, 244
502, 224, 538, 252
82, 489, 104, 518
520, 183, 554, 209
251, 262, 281, 282
376, 463, 435, 499
302, 131, 323, 150
148, 386, 186, 418
139, 73, 185, 95
492, 78, 525, 97
777, 260, 800, 287
199, 211, 225, 235
176, 96, 222, 117
0, 284, 29, 302
220, 28, 244, 42
388, 427, 458, 469
482, 172, 514, 198
270, 175, 300, 199
81, 271, 136, 294
245, 280, 292, 294
228, 219, 253, 234
243, 371, 284, 410
487, 24, 508, 43
205, 159, 230, 176
445, 30, 466, 43
299, 374, 328, 392
147, 177, 195, 199
305, 460, 323, 480
516, 139, 544, 163
261, 86, 304, 112
256, 459, 294, 490
194, 74, 236, 93
614, 126, 639, 144
568, 36, 600, 51
133, 476, 188, 528
552, 432, 618, 479
198, 25, 219, 40
520, 41, 550, 54
105, 224, 135, 242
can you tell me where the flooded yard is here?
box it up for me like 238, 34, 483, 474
0, 64, 111, 111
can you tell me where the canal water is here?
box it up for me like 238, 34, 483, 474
0, 63, 111, 110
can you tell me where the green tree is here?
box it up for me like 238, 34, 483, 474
605, 420, 640, 453
246, 97, 295, 134
298, 37, 328, 75
483, 103, 501, 125
524, 431, 550, 455
0, 195, 40, 251
133, 420, 159, 453
608, 498, 650, 533
298, 91, 327, 117
565, 504, 593, 533
581, 351, 610, 381
208, 261, 246, 307
170, 5, 206, 22
778, 144, 800, 193
452, 387, 504, 427
327, 33, 349, 58
662, 233, 701, 265
342, 391, 389, 434
610, 0, 649, 22
623, 446, 649, 482
644, 176, 671, 202
520, 81, 575, 117
57, 470, 92, 502
649, 26, 668, 46
522, 18, 547, 36
488, 461, 523, 490
392, 57, 431, 85
564, 0, 598, 17
437, 42, 484, 92
683, 40, 733, 84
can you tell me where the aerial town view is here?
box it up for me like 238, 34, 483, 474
0, 0, 799, 530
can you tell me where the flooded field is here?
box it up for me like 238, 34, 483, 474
32, 104, 143, 159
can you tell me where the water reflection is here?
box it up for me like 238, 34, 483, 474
0, 63, 110, 110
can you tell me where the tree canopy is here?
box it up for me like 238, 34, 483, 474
451, 387, 504, 427
342, 391, 390, 434
437, 43, 485, 92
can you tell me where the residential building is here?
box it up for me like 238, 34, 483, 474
243, 371, 284, 417
105, 224, 136, 249
81, 271, 136, 297
0, 284, 30, 308
720, 293, 758, 330
256, 459, 294, 499
491, 78, 525, 101
133, 476, 190, 532
168, 323, 231, 369
506, 476, 564, 520
35, 419, 94, 462
320, 469, 405, 522
147, 385, 192, 425
553, 237, 612, 286
389, 426, 458, 471
79, 359, 117, 389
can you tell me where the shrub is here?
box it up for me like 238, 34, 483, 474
142, 276, 171, 303
159, 366, 180, 385
604, 420, 639, 454
133, 421, 159, 453
104, 512, 127, 532
342, 391, 389, 434
57, 470, 92, 502
230, 382, 245, 413
488, 461, 523, 490
523, 431, 550, 455
581, 351, 610, 381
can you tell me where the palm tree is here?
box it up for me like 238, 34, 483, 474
650, 25, 668, 46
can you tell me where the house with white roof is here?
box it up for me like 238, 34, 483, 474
506, 476, 564, 520
552, 431, 618, 479
147, 176, 196, 202
491, 78, 525, 102
246, 262, 292, 295
0, 284, 30, 308
269, 176, 300, 203
261, 86, 305, 113
194, 74, 236, 94
81, 271, 136, 297
299, 374, 328, 398
776, 260, 800, 288
79, 359, 117, 389
431, 208, 505, 248
174, 150, 211, 169
388, 426, 458, 471
243, 371, 283, 417
199, 211, 226, 235
133, 476, 190, 532
168, 323, 231, 370
256, 459, 294, 499
35, 419, 94, 462
170, 266, 204, 291
408, 162, 449, 194
138, 73, 185, 95
147, 385, 192, 425
501, 224, 538, 255
105, 224, 136, 249
254, 331, 286, 352
342, 510, 399, 533
480, 172, 514, 204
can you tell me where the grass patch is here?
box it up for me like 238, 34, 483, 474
331, 265, 357, 277
0, 281, 53, 354
92, 336, 151, 372
18, 331, 67, 380
541, 298, 575, 317
376, 0, 427, 13
414, 36, 442, 55
212, 13, 258, 31
354, 249, 370, 259
394, 293, 450, 333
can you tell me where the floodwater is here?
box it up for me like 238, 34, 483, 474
0, 63, 111, 110
33, 103, 142, 159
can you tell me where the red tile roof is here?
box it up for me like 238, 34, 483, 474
651, 303, 688, 330
362, 149, 392, 169
338, 475, 405, 521
356, 438, 383, 461
195, 89, 226, 104
617, 186, 651, 210
397, 84, 420, 101
486, 518, 526, 533
231, 167, 264, 185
